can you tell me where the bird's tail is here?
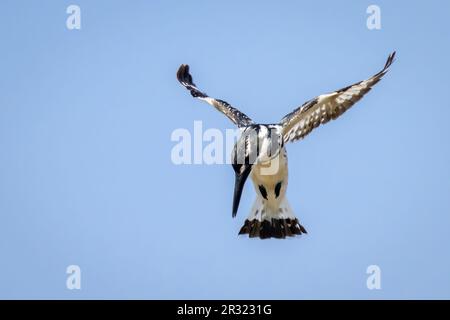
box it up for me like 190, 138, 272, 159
238, 196, 307, 239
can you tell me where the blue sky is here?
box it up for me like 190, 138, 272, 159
1, 0, 450, 299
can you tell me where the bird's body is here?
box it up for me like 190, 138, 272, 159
232, 124, 305, 238
250, 145, 288, 213
177, 52, 395, 239
244, 146, 305, 238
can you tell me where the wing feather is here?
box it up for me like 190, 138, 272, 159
177, 64, 254, 127
280, 52, 396, 143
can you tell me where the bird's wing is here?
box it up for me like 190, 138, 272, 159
280, 52, 395, 143
177, 64, 254, 127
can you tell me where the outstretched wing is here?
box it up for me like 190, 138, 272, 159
177, 64, 254, 127
280, 52, 396, 143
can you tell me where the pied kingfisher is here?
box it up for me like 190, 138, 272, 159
177, 52, 395, 239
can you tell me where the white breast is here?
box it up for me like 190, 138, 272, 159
250, 147, 289, 211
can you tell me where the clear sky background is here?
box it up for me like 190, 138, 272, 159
1, 0, 450, 299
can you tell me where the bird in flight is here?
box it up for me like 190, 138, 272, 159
177, 52, 395, 239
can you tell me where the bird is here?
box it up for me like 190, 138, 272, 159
176, 52, 396, 239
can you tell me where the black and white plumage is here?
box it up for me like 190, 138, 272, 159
280, 52, 396, 143
177, 64, 254, 127
177, 52, 396, 239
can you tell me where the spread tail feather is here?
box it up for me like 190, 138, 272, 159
238, 196, 307, 239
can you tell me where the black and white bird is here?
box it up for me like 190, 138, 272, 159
177, 52, 395, 239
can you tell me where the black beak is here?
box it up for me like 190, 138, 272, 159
232, 165, 252, 218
